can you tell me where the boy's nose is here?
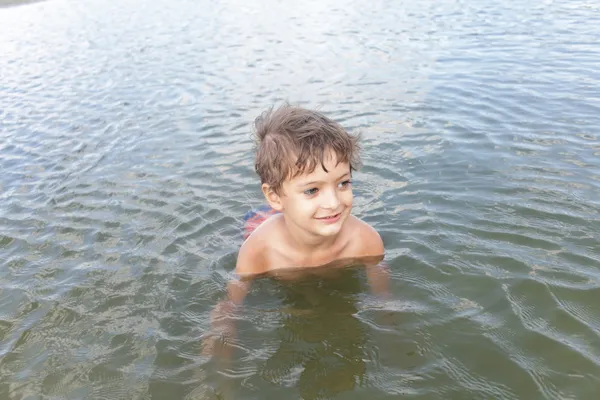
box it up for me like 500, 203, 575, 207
322, 188, 340, 210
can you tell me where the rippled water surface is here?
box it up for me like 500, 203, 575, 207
2, 0, 600, 398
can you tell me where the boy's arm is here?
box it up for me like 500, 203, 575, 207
366, 261, 390, 299
201, 278, 250, 358
356, 224, 394, 329
202, 240, 264, 357
359, 223, 390, 299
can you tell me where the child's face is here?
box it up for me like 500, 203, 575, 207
278, 149, 353, 239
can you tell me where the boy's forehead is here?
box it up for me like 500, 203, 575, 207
289, 159, 351, 184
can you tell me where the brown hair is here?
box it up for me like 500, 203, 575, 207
253, 103, 361, 194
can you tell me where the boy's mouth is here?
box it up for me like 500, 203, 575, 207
316, 212, 342, 223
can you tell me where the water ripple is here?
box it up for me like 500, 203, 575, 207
2, 0, 600, 398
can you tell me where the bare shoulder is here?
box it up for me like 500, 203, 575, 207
235, 214, 282, 277
346, 216, 384, 256
235, 234, 267, 277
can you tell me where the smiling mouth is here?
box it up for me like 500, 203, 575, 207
316, 212, 341, 220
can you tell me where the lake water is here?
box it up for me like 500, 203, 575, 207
1, 0, 600, 398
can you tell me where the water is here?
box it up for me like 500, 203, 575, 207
1, 0, 600, 398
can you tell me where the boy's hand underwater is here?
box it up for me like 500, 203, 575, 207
201, 278, 249, 358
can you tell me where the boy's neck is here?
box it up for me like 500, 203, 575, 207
281, 215, 340, 255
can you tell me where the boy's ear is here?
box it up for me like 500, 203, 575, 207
262, 183, 283, 212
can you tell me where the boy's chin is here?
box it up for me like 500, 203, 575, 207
318, 229, 342, 238
312, 217, 346, 236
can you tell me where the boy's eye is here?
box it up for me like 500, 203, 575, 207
338, 180, 352, 189
304, 188, 319, 196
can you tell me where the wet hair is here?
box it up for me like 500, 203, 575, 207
253, 103, 361, 194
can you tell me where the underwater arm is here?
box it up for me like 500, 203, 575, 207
202, 241, 262, 358
359, 222, 389, 299
202, 278, 251, 358
366, 261, 390, 299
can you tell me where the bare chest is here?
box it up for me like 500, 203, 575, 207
265, 239, 357, 273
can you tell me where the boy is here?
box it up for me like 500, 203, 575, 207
204, 104, 388, 356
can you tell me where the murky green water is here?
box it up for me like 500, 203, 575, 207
1, 0, 600, 398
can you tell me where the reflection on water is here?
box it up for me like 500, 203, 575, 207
1, 0, 600, 398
